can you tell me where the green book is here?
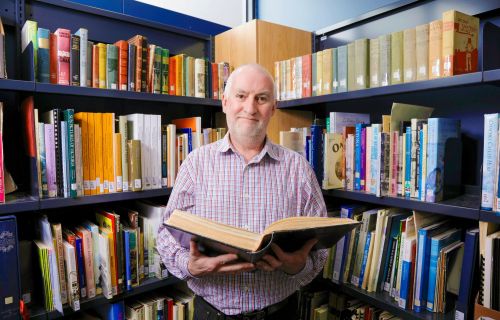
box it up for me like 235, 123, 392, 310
106, 44, 118, 89
153, 46, 162, 94
347, 42, 356, 91
354, 38, 369, 90
63, 109, 77, 198
161, 48, 169, 94
391, 31, 404, 85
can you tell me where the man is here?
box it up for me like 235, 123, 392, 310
157, 64, 327, 319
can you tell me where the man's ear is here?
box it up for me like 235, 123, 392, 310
221, 94, 228, 114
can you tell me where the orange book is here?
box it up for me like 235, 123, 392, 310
92, 45, 99, 88
105, 113, 115, 193
74, 112, 90, 195
94, 113, 104, 194
169, 56, 176, 95
114, 133, 123, 192
172, 117, 201, 133
211, 62, 218, 99
49, 33, 57, 84
174, 54, 185, 96
102, 113, 110, 193
428, 20, 443, 79
114, 40, 128, 90
87, 112, 96, 195
442, 10, 479, 76
127, 35, 143, 92
302, 54, 312, 98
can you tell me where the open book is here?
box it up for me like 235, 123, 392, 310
165, 210, 360, 262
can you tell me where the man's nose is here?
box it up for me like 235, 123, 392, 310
242, 96, 258, 113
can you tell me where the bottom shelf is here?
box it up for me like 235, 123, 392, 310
328, 281, 454, 320
30, 276, 181, 320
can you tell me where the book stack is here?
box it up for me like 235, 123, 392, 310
274, 9, 479, 101
20, 21, 232, 98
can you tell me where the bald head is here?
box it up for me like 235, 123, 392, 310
223, 63, 275, 100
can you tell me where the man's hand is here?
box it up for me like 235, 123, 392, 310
187, 240, 255, 277
255, 239, 318, 275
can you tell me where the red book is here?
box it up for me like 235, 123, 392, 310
211, 62, 219, 100
114, 40, 128, 90
302, 54, 312, 98
168, 56, 176, 95
54, 28, 70, 85
49, 33, 57, 84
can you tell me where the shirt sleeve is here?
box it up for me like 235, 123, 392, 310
157, 155, 197, 280
285, 159, 328, 287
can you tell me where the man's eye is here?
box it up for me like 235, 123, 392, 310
256, 96, 268, 104
236, 94, 245, 100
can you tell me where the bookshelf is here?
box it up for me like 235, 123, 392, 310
0, 0, 222, 318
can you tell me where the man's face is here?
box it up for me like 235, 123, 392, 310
222, 67, 276, 140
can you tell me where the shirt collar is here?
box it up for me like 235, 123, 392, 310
217, 133, 281, 162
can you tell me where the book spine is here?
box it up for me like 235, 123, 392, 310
97, 43, 106, 88
354, 124, 362, 190
413, 229, 427, 312
161, 48, 169, 94
37, 28, 50, 83
347, 43, 355, 91
50, 33, 57, 84
74, 124, 84, 196
404, 128, 412, 198
98, 232, 113, 299
429, 20, 443, 79
153, 46, 162, 94
124, 230, 132, 291
106, 44, 118, 90
354, 39, 369, 90
51, 224, 68, 304
38, 123, 48, 197
358, 231, 372, 287
370, 125, 380, 195
115, 41, 128, 90
403, 28, 416, 83
76, 29, 88, 87
81, 229, 96, 298
63, 242, 80, 311
302, 54, 312, 97
482, 114, 499, 210
141, 37, 148, 92
130, 230, 139, 286
70, 34, 80, 86
75, 237, 87, 298
127, 44, 136, 91
60, 121, 69, 198
55, 29, 70, 85
391, 31, 403, 84
416, 24, 429, 81
64, 110, 77, 198
86, 41, 93, 87
378, 34, 391, 86
369, 38, 380, 88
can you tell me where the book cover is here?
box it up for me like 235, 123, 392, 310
106, 44, 118, 90
378, 34, 391, 86
37, 28, 50, 83
70, 34, 80, 86
369, 38, 380, 88
87, 40, 93, 87
295, 56, 303, 98
322, 48, 333, 95
161, 48, 170, 94
354, 38, 369, 90
337, 45, 348, 93
316, 51, 324, 96
128, 140, 142, 191
22, 97, 40, 197
127, 35, 143, 92
482, 114, 499, 210
322, 133, 343, 189
114, 40, 128, 90
54, 28, 70, 85
302, 54, 312, 97
127, 44, 136, 91
390, 31, 403, 85
166, 210, 360, 263
62, 241, 80, 311
92, 44, 99, 88
429, 20, 443, 79
347, 42, 355, 91
21, 20, 38, 79
0, 216, 21, 320
416, 23, 429, 81
403, 28, 416, 83
442, 10, 479, 76
63, 109, 77, 198
329, 112, 370, 134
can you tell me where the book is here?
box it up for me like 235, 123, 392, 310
70, 34, 80, 86
165, 209, 360, 263
390, 31, 403, 85
0, 216, 21, 320
37, 28, 50, 83
429, 20, 443, 79
0, 17, 6, 79
455, 228, 479, 320
75, 28, 88, 87
416, 23, 429, 81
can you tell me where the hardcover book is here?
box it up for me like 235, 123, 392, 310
429, 20, 443, 79
390, 31, 403, 85
54, 28, 71, 85
70, 34, 80, 86
75, 28, 88, 87
378, 34, 391, 87
37, 28, 50, 83
0, 216, 21, 320
166, 210, 359, 263
416, 23, 429, 81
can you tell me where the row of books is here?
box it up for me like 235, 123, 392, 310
274, 9, 479, 101
22, 96, 226, 198
21, 20, 232, 99
34, 200, 166, 314
481, 113, 500, 213
322, 205, 479, 317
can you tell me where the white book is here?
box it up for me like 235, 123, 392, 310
61, 121, 69, 198
75, 28, 88, 87
330, 112, 370, 134
83, 221, 101, 295
481, 114, 499, 210
98, 231, 113, 299
167, 124, 176, 186
74, 124, 84, 197
295, 56, 302, 99
63, 241, 81, 311
194, 58, 205, 98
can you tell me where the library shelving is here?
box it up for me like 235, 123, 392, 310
30, 277, 182, 320
0, 0, 222, 318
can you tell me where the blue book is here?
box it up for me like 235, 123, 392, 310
399, 237, 416, 309
358, 231, 372, 287
369, 124, 381, 194
74, 236, 87, 299
455, 228, 479, 320
305, 136, 311, 162
404, 127, 412, 198
37, 28, 50, 83
177, 128, 193, 153
482, 114, 499, 210
97, 300, 125, 320
123, 229, 132, 291
354, 124, 367, 191
426, 228, 461, 311
0, 216, 21, 320
413, 220, 448, 312
310, 124, 323, 183
425, 118, 461, 203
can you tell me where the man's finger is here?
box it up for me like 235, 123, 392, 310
261, 254, 282, 269
218, 262, 255, 273
215, 253, 239, 266
190, 240, 201, 256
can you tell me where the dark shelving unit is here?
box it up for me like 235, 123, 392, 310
322, 189, 480, 219
30, 277, 181, 320
328, 282, 454, 320
479, 210, 500, 223
0, 192, 38, 214
0, 79, 35, 92
34, 83, 222, 107
483, 69, 500, 83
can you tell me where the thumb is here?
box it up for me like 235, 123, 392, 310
300, 238, 318, 255
190, 240, 201, 257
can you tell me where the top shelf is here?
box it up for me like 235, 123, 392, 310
277, 72, 484, 109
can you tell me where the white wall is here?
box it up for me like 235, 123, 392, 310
135, 0, 246, 28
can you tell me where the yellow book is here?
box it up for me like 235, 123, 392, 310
98, 224, 117, 296
128, 139, 142, 192
347, 42, 356, 91
369, 38, 380, 88
322, 133, 343, 189
442, 10, 479, 76
94, 113, 104, 194
403, 28, 417, 83
74, 112, 90, 195
114, 133, 123, 192
102, 113, 109, 194
391, 31, 403, 84
429, 19, 443, 79
105, 113, 115, 193
174, 54, 185, 96
416, 23, 429, 81
322, 48, 333, 95
382, 115, 391, 133
87, 113, 97, 195
354, 38, 369, 90
97, 43, 107, 89
378, 34, 391, 87
316, 50, 323, 95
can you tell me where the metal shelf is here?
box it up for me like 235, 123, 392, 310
0, 193, 38, 215
30, 277, 181, 320
322, 189, 479, 219
483, 69, 500, 83
0, 79, 35, 92
479, 210, 500, 223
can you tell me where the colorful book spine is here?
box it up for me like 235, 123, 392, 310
37, 28, 50, 83
74, 236, 87, 298
63, 109, 77, 198
127, 44, 136, 91
54, 28, 71, 85
106, 44, 118, 90
370, 124, 381, 195
161, 48, 169, 94
481, 114, 499, 210
70, 34, 80, 86
114, 40, 128, 91
75, 28, 88, 87
0, 216, 21, 319
404, 127, 412, 198
63, 241, 80, 311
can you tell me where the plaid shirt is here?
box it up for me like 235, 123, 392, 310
157, 134, 327, 315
